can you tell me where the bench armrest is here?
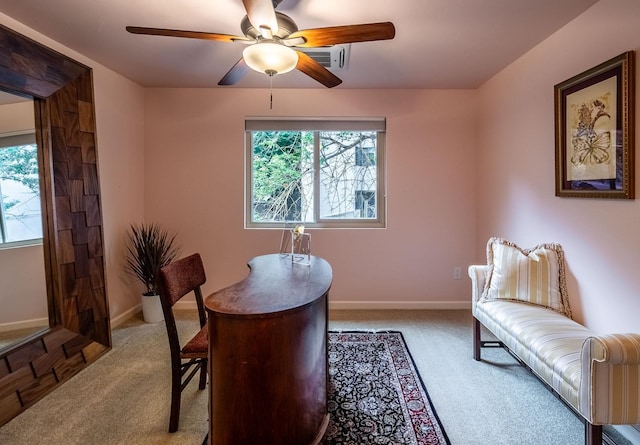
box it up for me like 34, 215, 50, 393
468, 265, 489, 313
580, 333, 640, 424
587, 334, 640, 364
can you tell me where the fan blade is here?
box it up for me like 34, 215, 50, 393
287, 22, 395, 47
126, 26, 248, 43
218, 59, 251, 86
295, 51, 342, 88
242, 0, 279, 35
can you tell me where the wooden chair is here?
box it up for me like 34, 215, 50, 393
158, 253, 208, 433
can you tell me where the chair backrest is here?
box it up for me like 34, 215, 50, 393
159, 253, 206, 307
158, 253, 207, 357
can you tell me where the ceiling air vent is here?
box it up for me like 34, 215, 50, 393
299, 44, 350, 71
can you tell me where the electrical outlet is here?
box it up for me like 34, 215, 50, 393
453, 266, 462, 280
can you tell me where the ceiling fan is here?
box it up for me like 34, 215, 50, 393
126, 0, 395, 88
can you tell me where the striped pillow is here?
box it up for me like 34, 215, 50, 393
482, 237, 572, 317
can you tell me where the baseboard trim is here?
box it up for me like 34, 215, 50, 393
0, 317, 48, 333
171, 300, 471, 311
2, 306, 141, 334
174, 301, 199, 310
110, 304, 142, 329
329, 300, 471, 310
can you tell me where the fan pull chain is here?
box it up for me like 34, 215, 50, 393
268, 70, 275, 110
265, 69, 276, 109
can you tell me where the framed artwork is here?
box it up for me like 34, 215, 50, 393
554, 51, 635, 199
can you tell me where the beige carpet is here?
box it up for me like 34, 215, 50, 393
0, 309, 632, 445
0, 311, 209, 445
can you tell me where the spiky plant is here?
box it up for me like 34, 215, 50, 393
125, 223, 180, 295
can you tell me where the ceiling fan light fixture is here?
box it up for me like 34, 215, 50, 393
243, 41, 298, 75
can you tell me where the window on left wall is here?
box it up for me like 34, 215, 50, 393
0, 133, 43, 246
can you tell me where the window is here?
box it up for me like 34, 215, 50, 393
0, 133, 43, 245
246, 118, 386, 228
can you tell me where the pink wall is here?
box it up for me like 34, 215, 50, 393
144, 88, 478, 307
2, 11, 479, 322
13, 0, 638, 331
476, 0, 640, 333
92, 68, 146, 319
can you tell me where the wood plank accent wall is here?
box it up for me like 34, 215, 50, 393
0, 23, 111, 426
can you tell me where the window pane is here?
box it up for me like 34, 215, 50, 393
355, 190, 376, 218
0, 144, 42, 243
250, 131, 314, 223
319, 131, 377, 220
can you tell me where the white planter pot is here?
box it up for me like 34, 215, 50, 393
141, 293, 164, 323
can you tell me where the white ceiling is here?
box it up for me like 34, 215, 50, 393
0, 0, 599, 89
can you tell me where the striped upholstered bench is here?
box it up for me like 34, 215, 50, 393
469, 238, 640, 445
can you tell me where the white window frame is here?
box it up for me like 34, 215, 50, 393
245, 117, 386, 229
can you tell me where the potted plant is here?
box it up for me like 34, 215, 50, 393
125, 222, 180, 322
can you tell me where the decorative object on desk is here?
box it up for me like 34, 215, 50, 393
322, 331, 450, 445
554, 51, 635, 199
291, 224, 311, 265
279, 223, 311, 265
279, 222, 295, 254
125, 223, 180, 323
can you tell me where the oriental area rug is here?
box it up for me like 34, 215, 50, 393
322, 331, 450, 445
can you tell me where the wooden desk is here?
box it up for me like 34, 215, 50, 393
205, 254, 332, 445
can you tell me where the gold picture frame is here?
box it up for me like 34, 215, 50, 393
554, 51, 635, 199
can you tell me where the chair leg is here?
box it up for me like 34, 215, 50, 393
585, 422, 602, 445
198, 359, 207, 390
169, 364, 182, 433
473, 317, 482, 361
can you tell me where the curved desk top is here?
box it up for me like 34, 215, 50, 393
205, 254, 332, 317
